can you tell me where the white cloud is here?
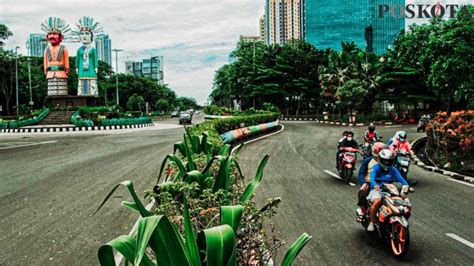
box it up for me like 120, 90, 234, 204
0, 0, 265, 104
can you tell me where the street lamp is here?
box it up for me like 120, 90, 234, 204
15, 46, 19, 115
112, 48, 123, 106
27, 58, 33, 111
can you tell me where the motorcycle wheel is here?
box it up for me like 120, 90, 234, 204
343, 168, 352, 183
390, 223, 410, 258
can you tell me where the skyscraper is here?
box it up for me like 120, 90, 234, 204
95, 34, 112, 66
305, 0, 405, 54
265, 0, 305, 45
259, 15, 266, 41
125, 56, 164, 85
26, 33, 48, 57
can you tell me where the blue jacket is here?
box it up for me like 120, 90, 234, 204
370, 164, 408, 189
358, 156, 373, 185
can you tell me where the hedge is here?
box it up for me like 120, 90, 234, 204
0, 108, 50, 129
213, 112, 280, 134
71, 111, 94, 127
99, 117, 152, 126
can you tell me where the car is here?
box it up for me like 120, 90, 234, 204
171, 110, 180, 117
179, 112, 192, 125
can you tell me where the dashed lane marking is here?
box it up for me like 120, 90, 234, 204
324, 170, 356, 187
446, 233, 474, 248
0, 140, 57, 150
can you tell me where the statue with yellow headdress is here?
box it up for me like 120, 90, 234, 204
41, 17, 71, 96
72, 17, 103, 96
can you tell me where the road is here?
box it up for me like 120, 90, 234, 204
0, 114, 203, 265
238, 122, 473, 265
1, 117, 472, 265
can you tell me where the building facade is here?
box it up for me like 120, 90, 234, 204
259, 15, 266, 41
95, 34, 112, 66
305, 0, 405, 54
265, 0, 305, 45
26, 33, 48, 57
125, 56, 164, 85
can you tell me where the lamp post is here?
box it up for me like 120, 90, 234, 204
112, 49, 123, 106
27, 58, 33, 111
15, 46, 19, 115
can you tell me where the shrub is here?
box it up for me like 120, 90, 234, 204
155, 99, 170, 112
1, 108, 50, 129
425, 110, 473, 172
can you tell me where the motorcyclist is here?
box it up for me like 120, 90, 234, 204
367, 149, 409, 231
336, 131, 358, 171
364, 124, 378, 143
389, 131, 414, 156
356, 142, 387, 221
387, 130, 403, 146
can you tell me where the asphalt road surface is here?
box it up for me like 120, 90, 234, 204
238, 122, 473, 265
1, 117, 472, 265
0, 114, 202, 265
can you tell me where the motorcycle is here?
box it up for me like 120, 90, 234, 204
337, 147, 359, 183
359, 183, 415, 258
395, 151, 411, 180
360, 137, 383, 159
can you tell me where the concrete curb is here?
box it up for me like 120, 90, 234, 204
0, 123, 155, 134
411, 137, 474, 183
281, 117, 393, 127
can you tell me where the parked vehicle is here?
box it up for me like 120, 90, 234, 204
179, 111, 192, 125
395, 151, 411, 180
171, 110, 180, 117
337, 147, 359, 183
359, 183, 415, 258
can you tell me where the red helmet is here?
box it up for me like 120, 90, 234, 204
372, 142, 388, 158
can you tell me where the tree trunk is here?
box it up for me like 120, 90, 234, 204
447, 90, 454, 116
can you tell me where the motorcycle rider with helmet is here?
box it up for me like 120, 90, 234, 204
356, 142, 388, 221
389, 131, 414, 156
336, 131, 358, 172
367, 149, 409, 232
364, 123, 378, 143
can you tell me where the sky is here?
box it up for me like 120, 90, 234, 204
0, 0, 265, 105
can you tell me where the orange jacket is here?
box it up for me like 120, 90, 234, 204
44, 45, 69, 79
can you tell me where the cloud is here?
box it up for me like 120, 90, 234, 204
0, 0, 265, 104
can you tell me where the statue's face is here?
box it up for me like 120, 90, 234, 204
80, 31, 92, 45
47, 32, 62, 46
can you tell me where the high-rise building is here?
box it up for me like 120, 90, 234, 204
305, 0, 405, 54
265, 0, 305, 45
125, 56, 164, 85
26, 33, 48, 57
259, 15, 266, 41
95, 34, 112, 66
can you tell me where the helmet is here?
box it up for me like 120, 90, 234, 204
371, 142, 388, 158
378, 149, 395, 171
398, 131, 407, 142
368, 123, 375, 132
342, 131, 349, 137
346, 131, 354, 137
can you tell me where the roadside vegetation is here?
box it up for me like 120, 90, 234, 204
95, 116, 310, 265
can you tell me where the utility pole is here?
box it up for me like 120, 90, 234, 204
112, 49, 123, 106
15, 46, 19, 115
27, 58, 33, 110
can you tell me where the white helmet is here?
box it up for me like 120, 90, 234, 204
378, 149, 395, 171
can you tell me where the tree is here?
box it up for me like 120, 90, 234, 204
0, 49, 15, 115
0, 24, 12, 47
336, 79, 367, 113
155, 99, 170, 112
126, 94, 145, 111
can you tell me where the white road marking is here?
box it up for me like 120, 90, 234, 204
384, 125, 402, 128
0, 140, 57, 150
324, 170, 356, 186
446, 233, 474, 248
448, 178, 474, 187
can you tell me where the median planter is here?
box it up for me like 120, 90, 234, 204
220, 121, 279, 144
